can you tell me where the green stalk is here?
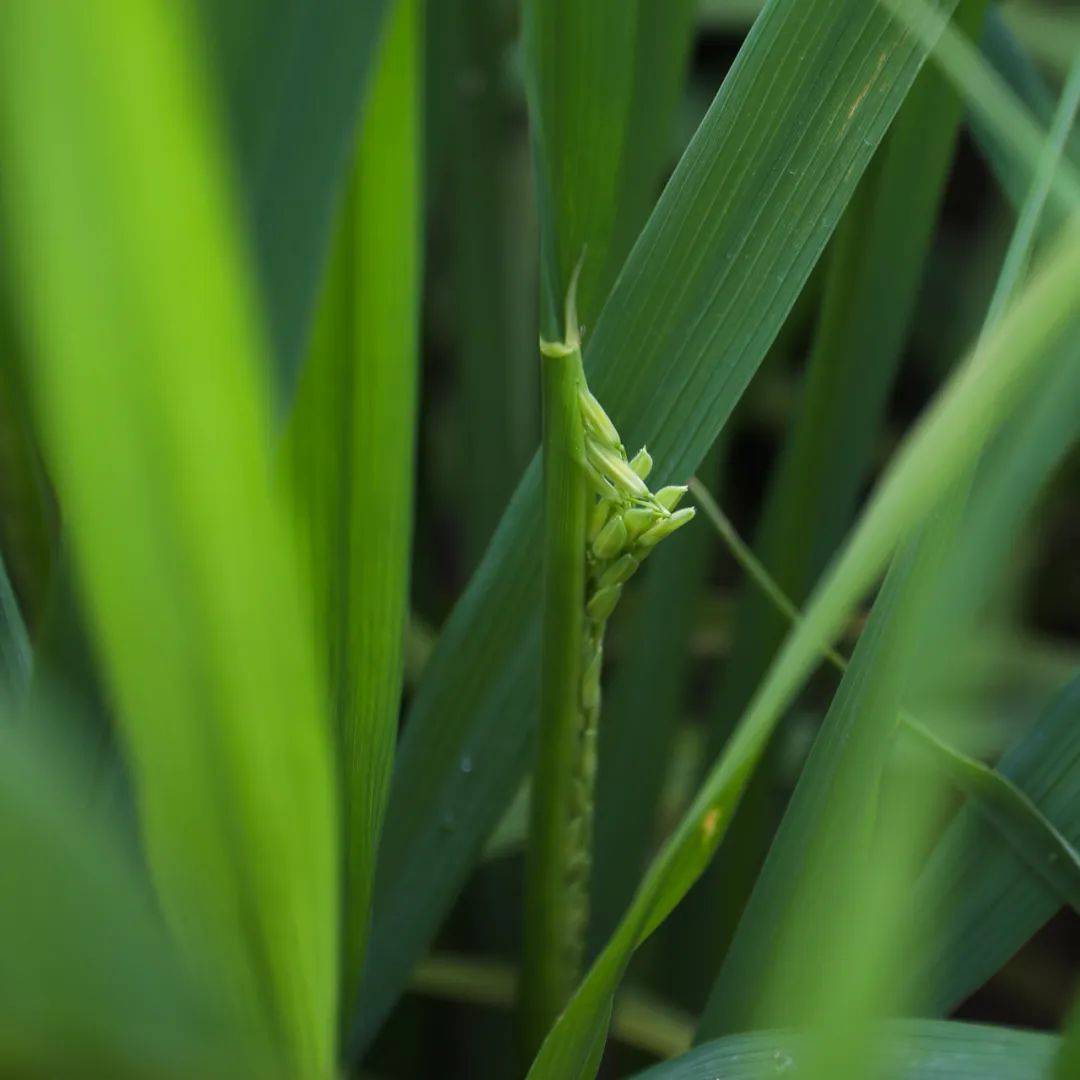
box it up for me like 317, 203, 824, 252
522, 275, 696, 1058
522, 299, 590, 1059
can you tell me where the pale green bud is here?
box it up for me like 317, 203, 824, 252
597, 553, 638, 589
588, 497, 615, 541
578, 388, 621, 449
655, 484, 688, 511
637, 506, 695, 548
592, 514, 628, 560
621, 505, 658, 541
629, 446, 653, 481
586, 583, 622, 622
585, 438, 649, 499
584, 461, 620, 501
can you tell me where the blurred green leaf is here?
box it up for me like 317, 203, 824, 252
355, 0, 981, 1053
287, 0, 422, 1019
632, 1020, 1059, 1080
0, 1, 338, 1070
0, 718, 274, 1078
197, 0, 391, 400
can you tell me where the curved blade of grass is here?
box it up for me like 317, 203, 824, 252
526, 212, 1080, 1076
687, 0, 988, 994
690, 477, 1080, 913
0, 718, 279, 1077
286, 0, 421, 1020
196, 0, 391, 399
916, 672, 1080, 1015
901, 54, 1080, 1011
904, 716, 1080, 913
526, 0, 694, 336
698, 499, 962, 1038
0, 2, 338, 1071
691, 478, 1080, 1035
702, 49, 1080, 1036
632, 1020, 1059, 1080
352, 0, 998, 1051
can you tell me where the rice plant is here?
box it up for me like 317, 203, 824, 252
0, 1, 1077, 1078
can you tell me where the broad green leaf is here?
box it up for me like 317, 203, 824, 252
526, 0, 695, 336
526, 215, 1080, 1076
196, 0, 391, 399
0, 1, 338, 1071
633, 1020, 1059, 1080
916, 672, 1080, 1015
353, 0, 990, 1051
287, 0, 422, 1018
0, 719, 273, 1078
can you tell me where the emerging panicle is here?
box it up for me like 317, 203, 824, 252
527, 266, 696, 1055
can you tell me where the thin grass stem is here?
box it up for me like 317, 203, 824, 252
522, 289, 590, 1059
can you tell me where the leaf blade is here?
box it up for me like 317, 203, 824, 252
0, 1, 339, 1068
287, 0, 422, 1017
197, 0, 393, 399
